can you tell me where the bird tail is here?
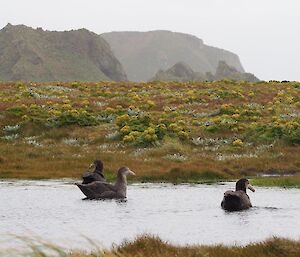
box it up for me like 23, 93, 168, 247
76, 183, 94, 199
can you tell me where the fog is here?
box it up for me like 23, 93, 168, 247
1, 0, 299, 81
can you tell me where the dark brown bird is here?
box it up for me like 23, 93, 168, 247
221, 178, 255, 211
76, 167, 135, 199
82, 160, 105, 184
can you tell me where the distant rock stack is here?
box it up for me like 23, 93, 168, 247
151, 62, 204, 81
214, 61, 259, 82
150, 61, 259, 82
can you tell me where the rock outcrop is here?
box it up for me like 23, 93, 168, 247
151, 62, 205, 81
214, 61, 259, 82
151, 61, 259, 82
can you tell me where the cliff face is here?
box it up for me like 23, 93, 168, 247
151, 61, 259, 82
0, 24, 127, 82
102, 30, 245, 82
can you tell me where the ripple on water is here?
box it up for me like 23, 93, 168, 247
0, 181, 299, 250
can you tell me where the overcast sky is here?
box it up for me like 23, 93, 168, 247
1, 0, 299, 81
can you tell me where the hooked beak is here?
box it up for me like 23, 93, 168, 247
248, 184, 255, 192
128, 169, 136, 176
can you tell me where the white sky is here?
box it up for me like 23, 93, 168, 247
1, 0, 299, 81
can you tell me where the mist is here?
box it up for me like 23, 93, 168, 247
1, 0, 299, 81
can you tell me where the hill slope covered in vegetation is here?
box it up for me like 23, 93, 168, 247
0, 80, 299, 181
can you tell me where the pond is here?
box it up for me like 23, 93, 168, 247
0, 180, 300, 250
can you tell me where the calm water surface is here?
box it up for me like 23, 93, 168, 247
0, 180, 300, 249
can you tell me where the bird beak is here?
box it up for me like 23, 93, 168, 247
248, 184, 255, 192
128, 169, 136, 176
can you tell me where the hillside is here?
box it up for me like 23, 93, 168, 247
151, 61, 259, 82
0, 80, 299, 180
0, 24, 127, 82
102, 30, 245, 81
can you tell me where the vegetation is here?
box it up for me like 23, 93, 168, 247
0, 80, 299, 181
252, 174, 300, 188
5, 235, 300, 257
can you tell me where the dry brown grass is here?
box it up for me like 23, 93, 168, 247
34, 235, 299, 257
1, 136, 299, 181
103, 235, 300, 257
6, 235, 300, 257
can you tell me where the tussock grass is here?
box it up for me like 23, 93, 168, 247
107, 235, 300, 257
4, 235, 300, 257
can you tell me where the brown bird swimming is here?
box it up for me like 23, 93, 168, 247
81, 160, 105, 184
221, 178, 255, 211
76, 167, 135, 199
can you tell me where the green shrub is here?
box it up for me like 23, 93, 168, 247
47, 113, 99, 127
6, 106, 26, 116
248, 123, 300, 145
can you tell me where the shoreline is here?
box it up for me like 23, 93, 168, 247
1, 175, 300, 188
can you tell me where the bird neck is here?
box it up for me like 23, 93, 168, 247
94, 167, 103, 174
236, 186, 246, 193
115, 173, 127, 197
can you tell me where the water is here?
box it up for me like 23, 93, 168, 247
0, 180, 300, 250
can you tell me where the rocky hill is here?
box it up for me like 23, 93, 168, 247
102, 30, 245, 82
151, 62, 205, 82
214, 61, 259, 82
151, 61, 259, 82
0, 24, 127, 82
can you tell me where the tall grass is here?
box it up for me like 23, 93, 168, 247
3, 235, 300, 257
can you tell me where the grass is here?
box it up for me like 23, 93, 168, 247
138, 168, 228, 184
0, 80, 299, 183
4, 235, 300, 257
252, 173, 300, 188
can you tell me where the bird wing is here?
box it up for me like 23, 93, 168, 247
221, 190, 241, 210
96, 190, 120, 199
223, 190, 235, 197
236, 191, 252, 208
221, 190, 252, 210
76, 181, 115, 199
82, 172, 106, 184
82, 171, 92, 178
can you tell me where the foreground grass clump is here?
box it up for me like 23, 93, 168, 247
107, 235, 300, 257
7, 235, 300, 257
0, 80, 299, 180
